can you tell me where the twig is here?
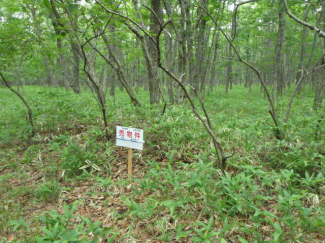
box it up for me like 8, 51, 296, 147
8, 175, 44, 189
187, 84, 212, 130
315, 115, 324, 141
161, 103, 167, 116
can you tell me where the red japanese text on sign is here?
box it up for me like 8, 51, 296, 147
119, 130, 124, 137
135, 132, 140, 140
127, 131, 133, 138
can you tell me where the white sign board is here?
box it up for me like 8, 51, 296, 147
116, 126, 144, 150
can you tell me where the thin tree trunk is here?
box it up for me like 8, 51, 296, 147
313, 0, 325, 110
274, 0, 286, 96
195, 0, 208, 92
226, 0, 237, 94
71, 42, 81, 94
29, 5, 54, 86
17, 51, 26, 90
296, 1, 310, 81
49, 2, 70, 90
147, 0, 162, 104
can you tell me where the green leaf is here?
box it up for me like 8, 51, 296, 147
238, 236, 249, 243
204, 216, 214, 239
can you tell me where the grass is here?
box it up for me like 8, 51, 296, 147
0, 85, 324, 242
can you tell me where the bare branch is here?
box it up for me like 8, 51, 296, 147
285, 64, 325, 122
187, 84, 212, 130
156, 20, 226, 167
95, 0, 157, 44
80, 1, 122, 49
0, 72, 35, 138
232, 0, 259, 40
144, 4, 162, 27
86, 37, 141, 106
201, 6, 282, 139
282, 0, 325, 39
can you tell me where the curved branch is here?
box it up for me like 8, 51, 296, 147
95, 0, 157, 44
201, 6, 282, 139
282, 0, 325, 39
156, 20, 226, 167
285, 64, 325, 122
232, 0, 259, 40
144, 4, 162, 27
0, 72, 35, 138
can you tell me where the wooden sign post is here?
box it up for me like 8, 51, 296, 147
116, 126, 144, 177
128, 148, 133, 176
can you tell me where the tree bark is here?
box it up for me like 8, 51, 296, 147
71, 42, 81, 94
147, 0, 163, 104
49, 1, 70, 90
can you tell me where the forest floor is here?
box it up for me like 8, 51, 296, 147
0, 86, 324, 242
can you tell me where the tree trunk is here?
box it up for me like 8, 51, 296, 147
49, 2, 70, 90
71, 42, 81, 94
195, 0, 209, 93
296, 1, 310, 81
208, 0, 226, 91
313, 0, 325, 110
165, 25, 175, 104
17, 51, 26, 90
274, 0, 286, 96
225, 0, 237, 94
29, 5, 55, 86
147, 0, 162, 104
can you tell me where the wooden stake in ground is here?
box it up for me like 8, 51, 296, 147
128, 148, 133, 177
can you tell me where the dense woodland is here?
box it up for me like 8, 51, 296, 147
0, 0, 325, 242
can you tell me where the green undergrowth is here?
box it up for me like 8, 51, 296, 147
0, 85, 324, 242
